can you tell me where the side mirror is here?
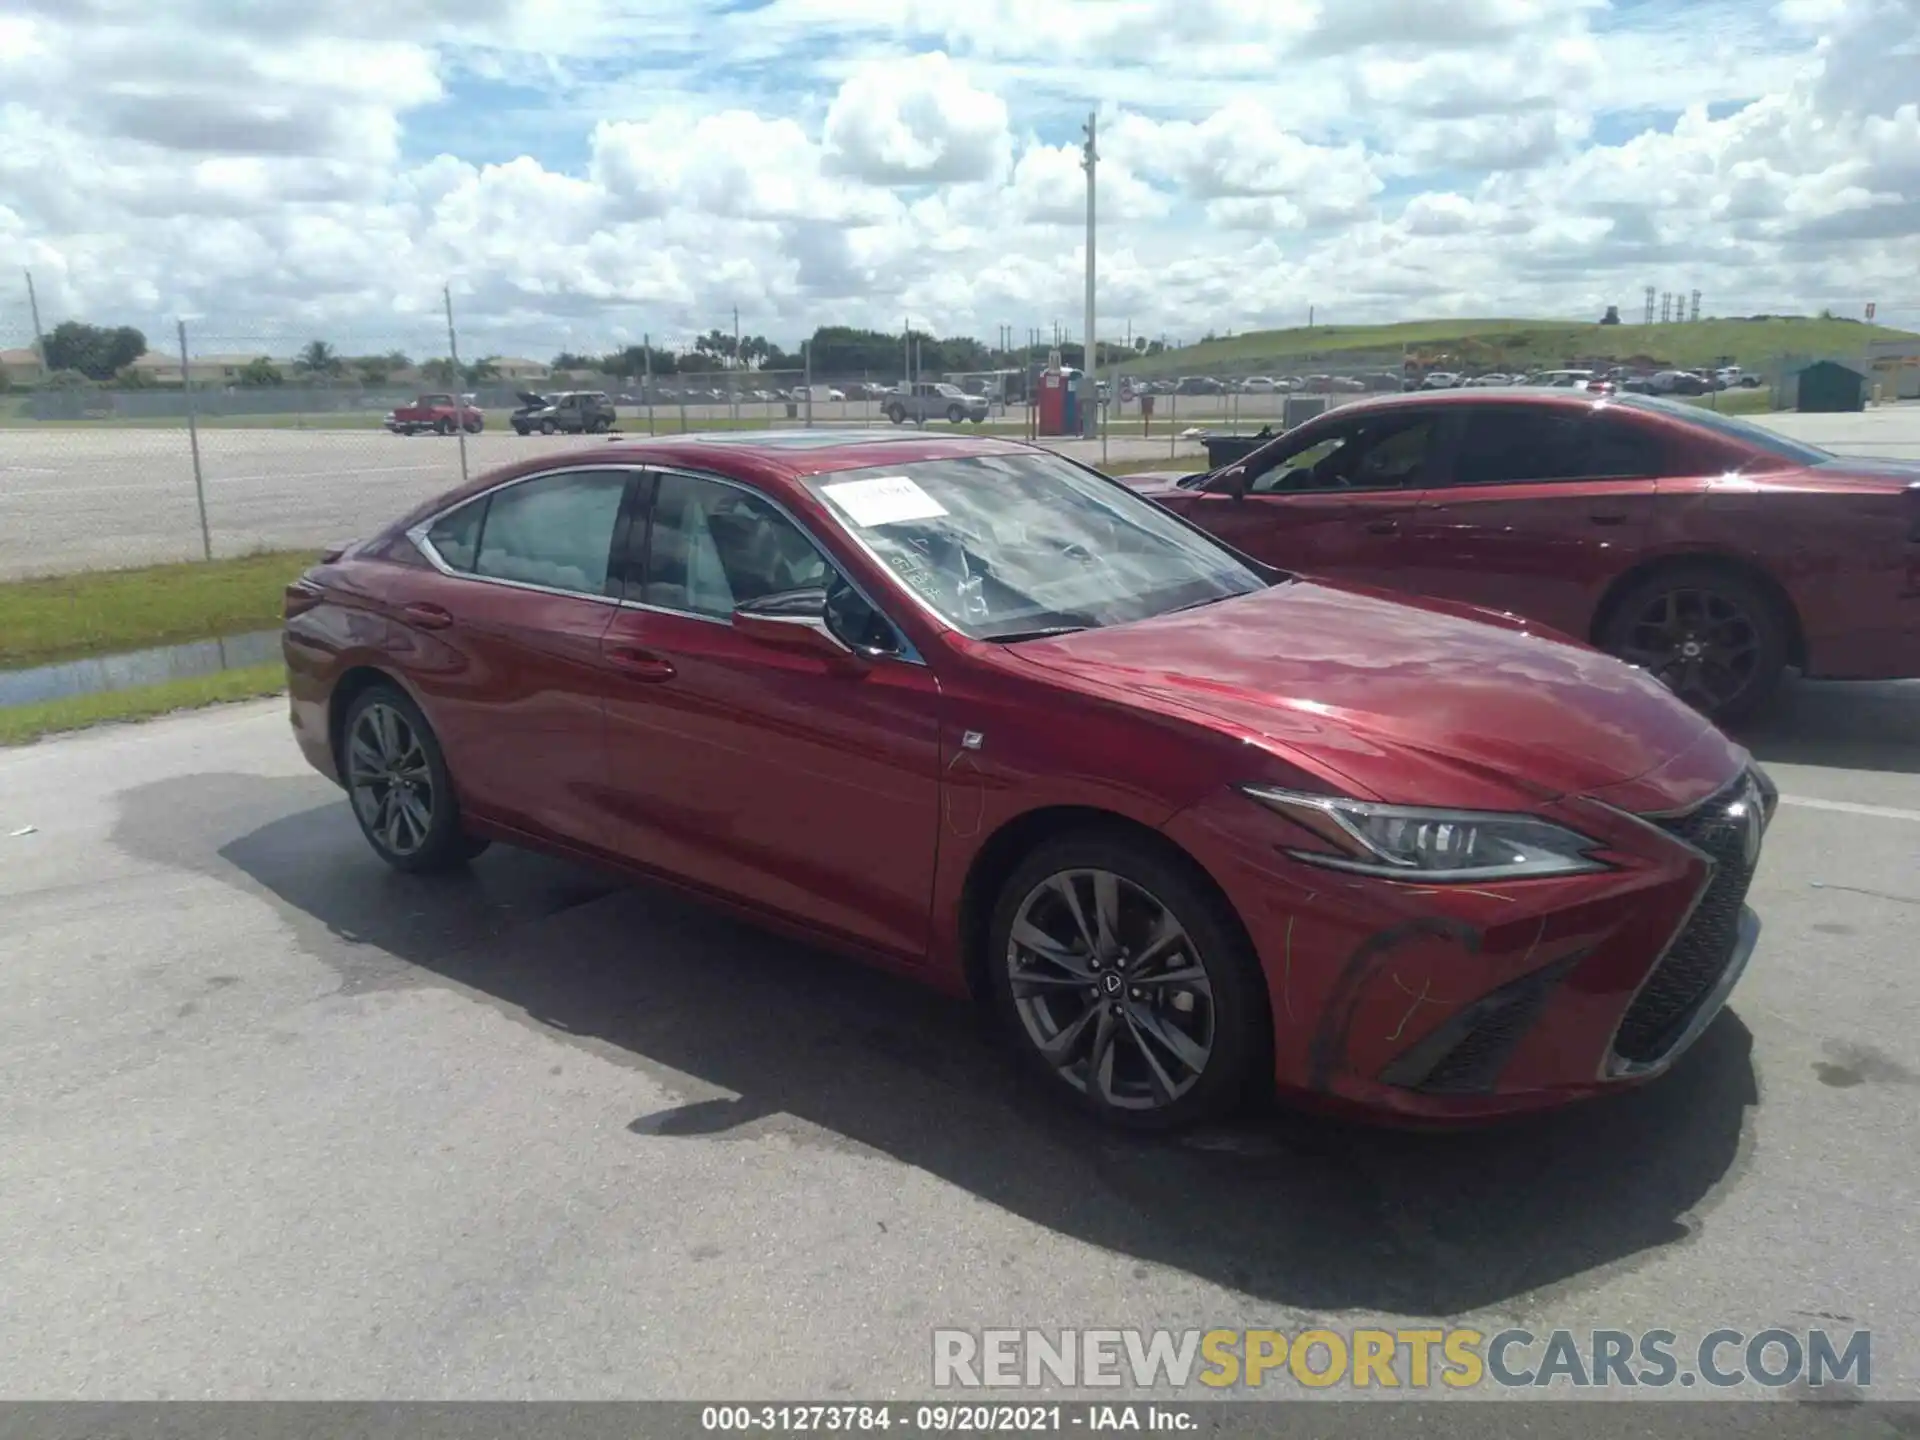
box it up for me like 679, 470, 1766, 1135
730, 589, 855, 661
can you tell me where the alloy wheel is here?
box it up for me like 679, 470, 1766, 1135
346, 702, 436, 858
1006, 869, 1216, 1112
1619, 586, 1763, 713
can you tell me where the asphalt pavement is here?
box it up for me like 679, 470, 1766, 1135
2, 676, 1918, 1405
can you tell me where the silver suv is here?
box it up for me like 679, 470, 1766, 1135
883, 382, 990, 425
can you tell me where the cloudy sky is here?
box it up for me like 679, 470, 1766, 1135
1, 0, 1916, 358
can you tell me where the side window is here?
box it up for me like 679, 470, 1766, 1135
426, 500, 485, 572
1449, 411, 1592, 487
1586, 419, 1666, 477
472, 469, 629, 595
1244, 414, 1437, 494
642, 473, 833, 618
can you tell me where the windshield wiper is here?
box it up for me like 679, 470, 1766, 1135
984, 625, 1090, 643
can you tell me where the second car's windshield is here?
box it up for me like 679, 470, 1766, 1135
805, 452, 1268, 640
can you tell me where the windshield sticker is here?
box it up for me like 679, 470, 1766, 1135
822, 475, 948, 528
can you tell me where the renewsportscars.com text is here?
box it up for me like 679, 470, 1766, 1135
933, 1327, 1871, 1392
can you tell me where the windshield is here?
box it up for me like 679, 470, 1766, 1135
805, 452, 1268, 640
1614, 394, 1832, 464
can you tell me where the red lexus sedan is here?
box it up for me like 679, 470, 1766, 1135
284, 431, 1775, 1131
1125, 390, 1920, 723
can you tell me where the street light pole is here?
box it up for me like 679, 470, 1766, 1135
1081, 112, 1098, 440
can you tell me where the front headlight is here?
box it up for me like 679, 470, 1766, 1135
1239, 785, 1610, 882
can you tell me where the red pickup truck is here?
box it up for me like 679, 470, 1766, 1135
384, 393, 484, 435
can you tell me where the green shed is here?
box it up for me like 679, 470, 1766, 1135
1796, 360, 1866, 413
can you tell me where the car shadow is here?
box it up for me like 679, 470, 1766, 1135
115, 772, 1761, 1319
1734, 677, 1920, 775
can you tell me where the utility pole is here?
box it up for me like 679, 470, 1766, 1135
1081, 110, 1099, 440
23, 270, 45, 359
731, 305, 742, 423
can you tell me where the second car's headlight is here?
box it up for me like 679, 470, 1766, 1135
1239, 786, 1610, 882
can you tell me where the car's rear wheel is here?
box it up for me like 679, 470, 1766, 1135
341, 684, 490, 873
540, 418, 557, 435
986, 832, 1267, 1131
1600, 564, 1789, 724
886, 404, 906, 425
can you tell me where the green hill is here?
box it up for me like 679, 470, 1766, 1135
1121, 315, 1915, 378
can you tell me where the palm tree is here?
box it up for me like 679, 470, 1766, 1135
295, 340, 342, 379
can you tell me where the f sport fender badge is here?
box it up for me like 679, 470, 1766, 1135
960, 730, 984, 751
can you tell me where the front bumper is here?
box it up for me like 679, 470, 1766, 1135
1163, 766, 1772, 1123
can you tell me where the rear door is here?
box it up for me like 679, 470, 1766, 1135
1399, 405, 1664, 636
1174, 406, 1444, 588
399, 466, 640, 845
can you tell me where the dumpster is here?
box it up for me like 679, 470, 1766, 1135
1199, 427, 1277, 469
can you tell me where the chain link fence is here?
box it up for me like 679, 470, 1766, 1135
5, 293, 1918, 582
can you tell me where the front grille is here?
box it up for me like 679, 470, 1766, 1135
1381, 953, 1582, 1095
1612, 774, 1762, 1064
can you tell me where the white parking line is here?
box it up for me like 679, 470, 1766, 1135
1781, 794, 1920, 824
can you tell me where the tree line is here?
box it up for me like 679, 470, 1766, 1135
8, 321, 1173, 392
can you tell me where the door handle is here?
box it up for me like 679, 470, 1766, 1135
402, 602, 454, 630
1363, 519, 1400, 535
606, 646, 676, 682
1589, 511, 1630, 526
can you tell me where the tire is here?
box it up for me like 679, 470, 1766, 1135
886, 404, 906, 425
947, 405, 966, 424
513, 423, 528, 436
464, 419, 482, 434
985, 830, 1268, 1132
340, 683, 490, 874
1598, 562, 1790, 724
435, 418, 453, 436
540, 418, 557, 435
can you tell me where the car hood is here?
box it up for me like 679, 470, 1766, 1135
514, 392, 550, 409
1005, 580, 1716, 805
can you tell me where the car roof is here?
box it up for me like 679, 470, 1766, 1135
385, 429, 1044, 534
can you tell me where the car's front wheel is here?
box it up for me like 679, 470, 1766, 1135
540, 418, 557, 435
1599, 563, 1789, 724
986, 832, 1268, 1131
341, 684, 490, 873
886, 404, 906, 425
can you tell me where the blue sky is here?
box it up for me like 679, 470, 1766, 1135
3, 0, 1916, 354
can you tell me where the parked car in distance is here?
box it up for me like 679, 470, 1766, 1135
386, 394, 483, 435
884, 382, 991, 425
1530, 370, 1599, 390
1113, 389, 1920, 722
1650, 370, 1712, 396
284, 430, 1774, 1132
510, 391, 617, 436
790, 385, 849, 404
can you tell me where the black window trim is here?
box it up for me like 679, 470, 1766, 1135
614, 462, 926, 667
407, 463, 644, 605
1431, 404, 1667, 489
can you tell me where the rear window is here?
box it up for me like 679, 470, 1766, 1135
1615, 394, 1831, 465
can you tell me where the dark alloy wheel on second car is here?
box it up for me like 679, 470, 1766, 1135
284, 430, 1781, 1132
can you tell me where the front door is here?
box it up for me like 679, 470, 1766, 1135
598, 468, 945, 961
1399, 405, 1663, 637
1174, 406, 1444, 590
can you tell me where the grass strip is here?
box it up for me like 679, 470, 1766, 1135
0, 551, 314, 668
0, 663, 286, 746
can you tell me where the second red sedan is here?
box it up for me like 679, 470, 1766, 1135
284, 431, 1774, 1131
1125, 390, 1920, 723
